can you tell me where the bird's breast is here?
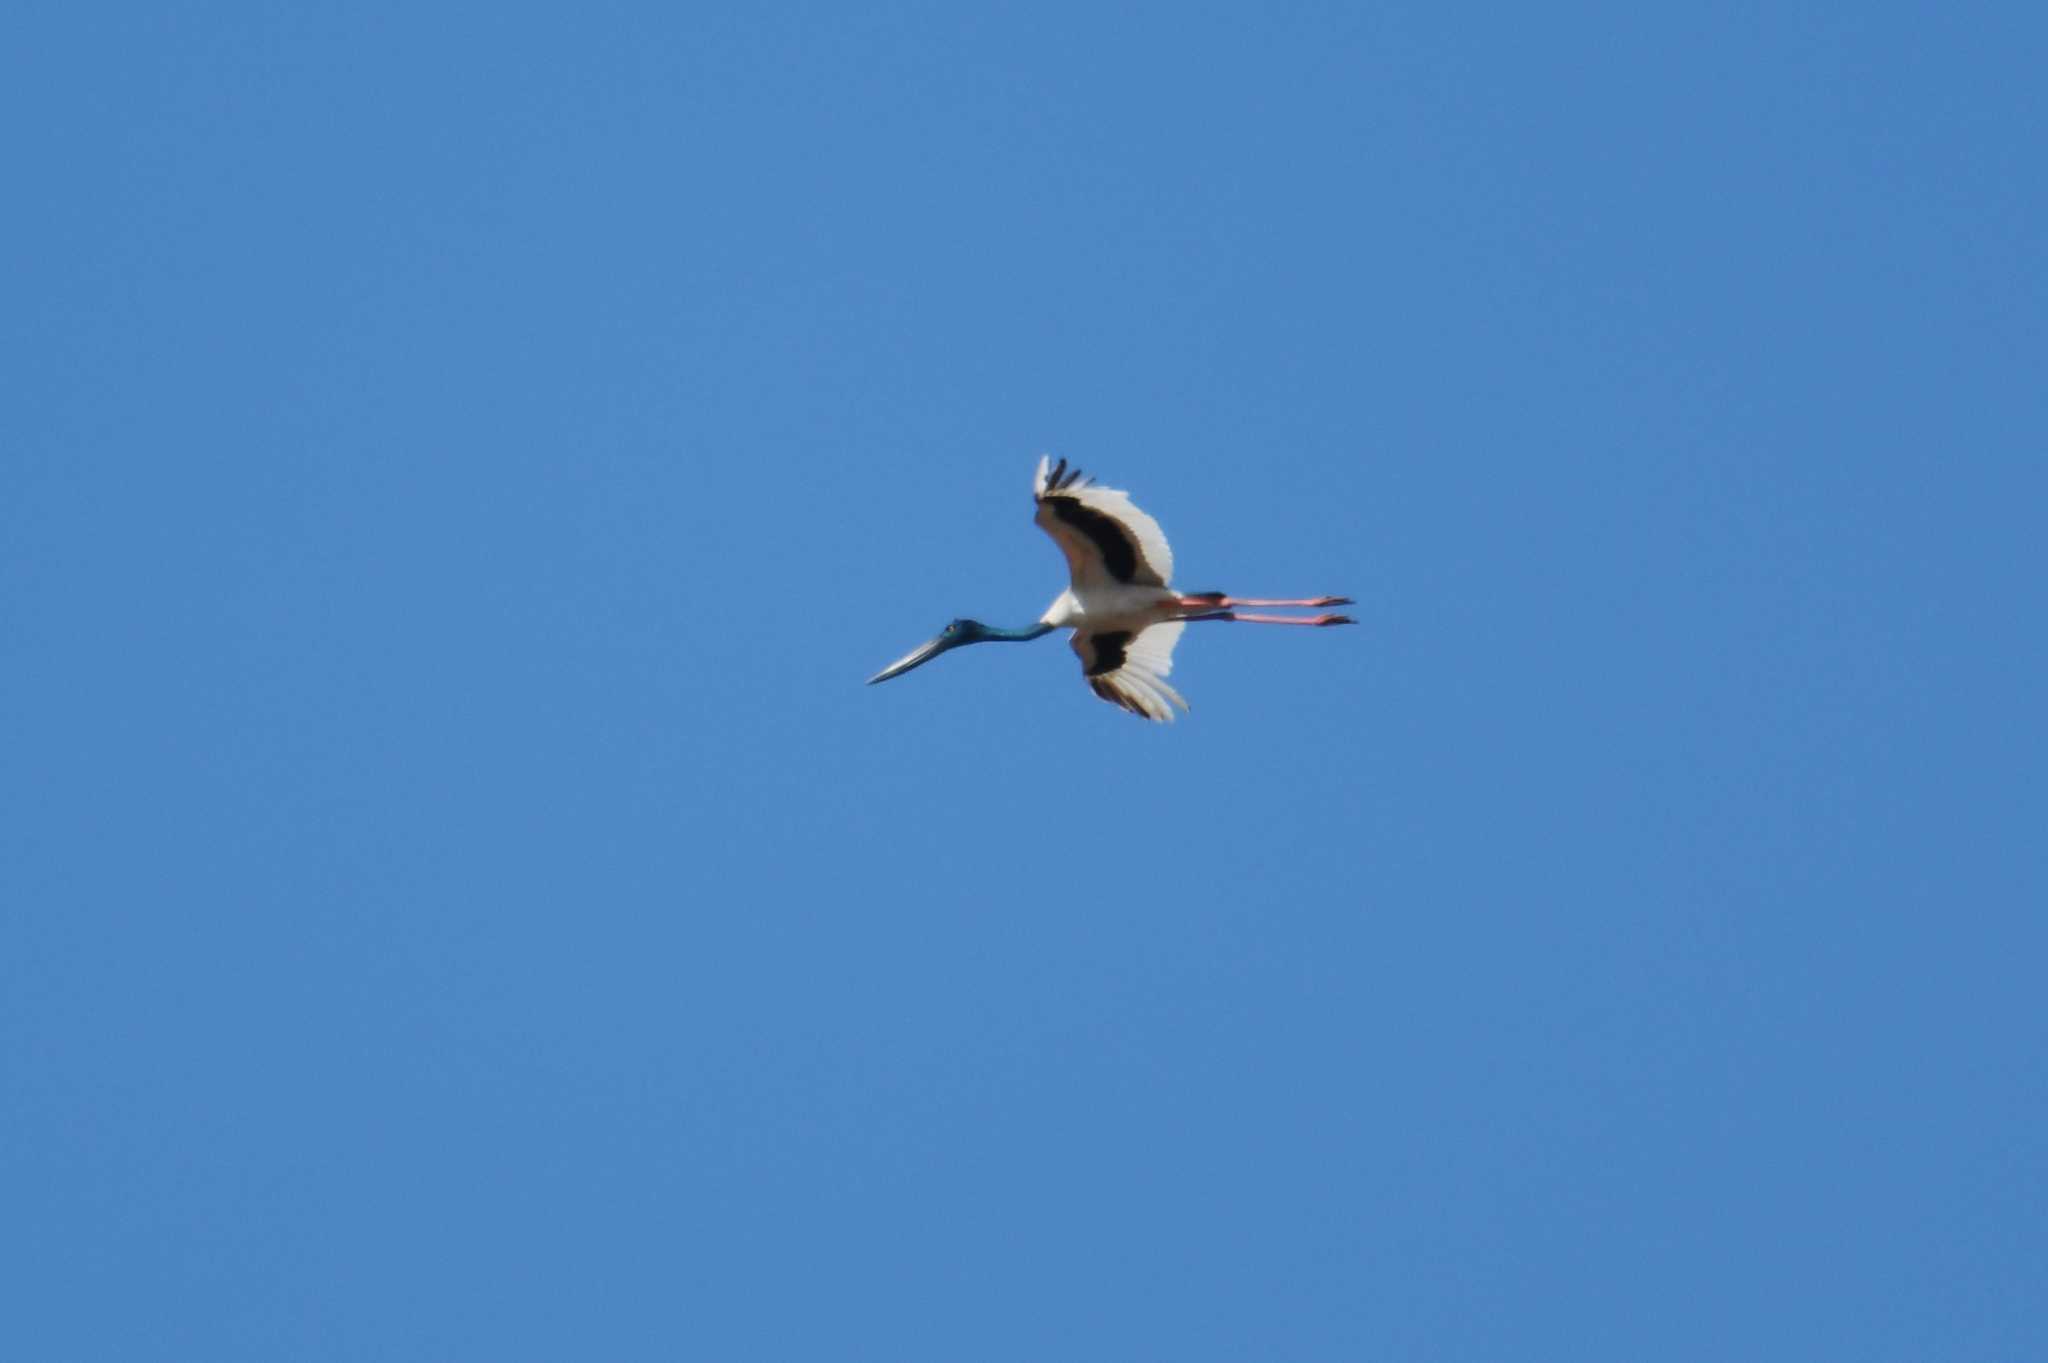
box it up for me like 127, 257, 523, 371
1041, 585, 1177, 631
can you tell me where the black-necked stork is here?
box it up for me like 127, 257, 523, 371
867, 457, 1352, 721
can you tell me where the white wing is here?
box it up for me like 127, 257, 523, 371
1071, 621, 1189, 722
1032, 455, 1174, 589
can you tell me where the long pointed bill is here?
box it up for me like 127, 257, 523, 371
866, 634, 952, 684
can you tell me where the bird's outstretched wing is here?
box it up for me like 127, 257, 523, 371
1033, 456, 1174, 589
1071, 621, 1189, 722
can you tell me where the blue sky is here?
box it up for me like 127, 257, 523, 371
5, 3, 2043, 1358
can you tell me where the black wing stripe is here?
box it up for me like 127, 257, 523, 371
1043, 496, 1141, 583
1083, 631, 1133, 677
1090, 677, 1143, 714
1041, 459, 1088, 494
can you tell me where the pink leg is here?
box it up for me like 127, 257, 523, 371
1187, 611, 1355, 626
1177, 594, 1352, 609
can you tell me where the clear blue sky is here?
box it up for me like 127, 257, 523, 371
5, 3, 2043, 1359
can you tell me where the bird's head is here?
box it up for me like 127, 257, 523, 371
866, 618, 992, 685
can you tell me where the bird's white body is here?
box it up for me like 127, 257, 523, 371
1038, 584, 1177, 632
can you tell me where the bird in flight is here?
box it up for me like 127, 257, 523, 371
867, 456, 1352, 721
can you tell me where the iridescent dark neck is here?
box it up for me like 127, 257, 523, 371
968, 621, 1055, 643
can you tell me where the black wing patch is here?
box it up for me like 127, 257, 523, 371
1082, 631, 1133, 677
1041, 457, 1090, 494
1042, 496, 1141, 583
